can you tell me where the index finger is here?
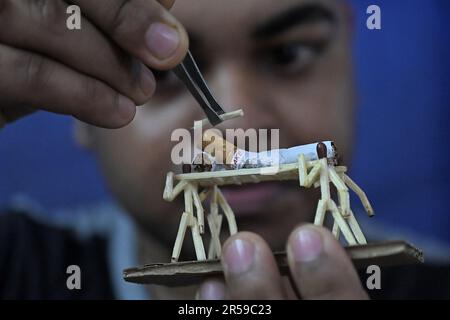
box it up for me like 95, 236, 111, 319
72, 0, 189, 69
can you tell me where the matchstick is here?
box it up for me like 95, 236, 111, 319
191, 217, 206, 261
216, 188, 238, 235
343, 174, 375, 217
314, 199, 327, 226
163, 172, 188, 201
346, 210, 367, 244
207, 213, 223, 259
319, 158, 331, 201
191, 185, 205, 234
298, 154, 307, 186
329, 200, 357, 245
171, 212, 189, 262
184, 187, 194, 227
328, 166, 350, 217
196, 109, 244, 129
332, 220, 341, 240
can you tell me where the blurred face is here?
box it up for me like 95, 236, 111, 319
81, 0, 355, 252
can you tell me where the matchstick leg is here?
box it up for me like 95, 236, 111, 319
171, 212, 189, 262
347, 210, 367, 245
207, 213, 223, 259
344, 174, 374, 217
329, 167, 350, 217
332, 220, 341, 240
329, 201, 357, 245
191, 217, 206, 261
192, 185, 205, 234
216, 188, 238, 235
314, 199, 327, 226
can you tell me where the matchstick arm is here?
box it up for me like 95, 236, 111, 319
163, 172, 188, 202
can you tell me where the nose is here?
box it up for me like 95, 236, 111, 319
207, 61, 276, 131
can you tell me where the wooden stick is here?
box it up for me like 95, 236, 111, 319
347, 210, 367, 245
191, 217, 206, 261
208, 186, 223, 259
305, 162, 321, 188
184, 187, 194, 227
196, 109, 244, 129
319, 158, 331, 200
332, 220, 341, 240
171, 212, 189, 262
329, 200, 357, 245
211, 186, 219, 216
314, 199, 327, 226
216, 188, 238, 235
191, 185, 205, 234
298, 154, 307, 187
163, 172, 188, 201
343, 174, 375, 217
207, 213, 223, 259
328, 166, 350, 217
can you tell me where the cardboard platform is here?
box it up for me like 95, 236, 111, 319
123, 240, 424, 287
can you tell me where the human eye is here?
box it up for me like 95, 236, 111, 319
264, 40, 326, 76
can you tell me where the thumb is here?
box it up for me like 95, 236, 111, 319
286, 224, 369, 300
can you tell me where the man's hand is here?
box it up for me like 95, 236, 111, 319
0, 0, 188, 128
197, 224, 369, 300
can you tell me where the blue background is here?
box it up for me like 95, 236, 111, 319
1, 1, 449, 242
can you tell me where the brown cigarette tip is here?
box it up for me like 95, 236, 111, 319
316, 142, 328, 159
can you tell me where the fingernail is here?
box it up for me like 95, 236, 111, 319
223, 238, 254, 274
290, 227, 323, 262
146, 22, 180, 60
117, 94, 135, 119
199, 281, 226, 300
140, 67, 156, 96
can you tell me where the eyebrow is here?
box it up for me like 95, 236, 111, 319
251, 3, 336, 39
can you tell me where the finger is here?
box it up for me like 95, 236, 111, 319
73, 0, 189, 69
221, 232, 286, 299
0, 0, 155, 105
0, 44, 135, 128
196, 278, 227, 300
286, 224, 369, 300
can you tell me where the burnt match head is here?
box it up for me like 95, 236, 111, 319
316, 142, 328, 159
182, 164, 192, 174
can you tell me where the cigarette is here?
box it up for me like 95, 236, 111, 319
194, 131, 337, 171
234, 141, 337, 169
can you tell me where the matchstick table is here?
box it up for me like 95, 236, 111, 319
163, 153, 375, 263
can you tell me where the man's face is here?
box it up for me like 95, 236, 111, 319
83, 0, 355, 251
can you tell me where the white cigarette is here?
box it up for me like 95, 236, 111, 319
232, 141, 336, 170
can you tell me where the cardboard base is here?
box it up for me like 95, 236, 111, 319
123, 240, 424, 287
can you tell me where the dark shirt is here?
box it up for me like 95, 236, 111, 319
0, 210, 114, 299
